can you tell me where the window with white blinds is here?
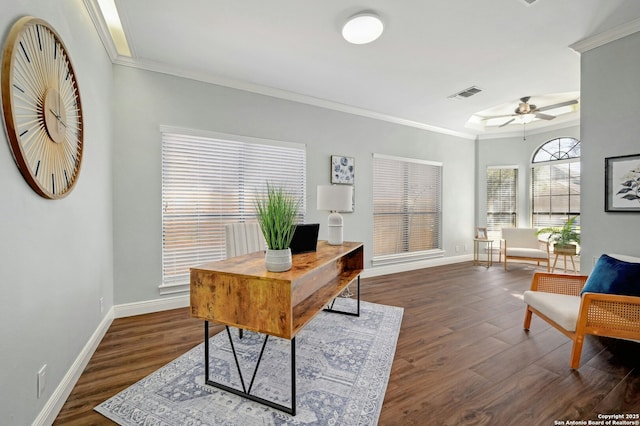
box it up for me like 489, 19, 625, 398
531, 138, 580, 229
486, 167, 518, 239
161, 130, 306, 293
372, 153, 443, 266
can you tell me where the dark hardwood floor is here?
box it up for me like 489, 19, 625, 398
54, 261, 640, 425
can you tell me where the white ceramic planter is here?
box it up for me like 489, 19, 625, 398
265, 248, 292, 272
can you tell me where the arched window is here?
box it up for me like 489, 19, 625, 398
531, 137, 580, 228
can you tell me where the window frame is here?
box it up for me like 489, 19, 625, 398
530, 137, 580, 229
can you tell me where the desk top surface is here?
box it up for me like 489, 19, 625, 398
191, 240, 363, 281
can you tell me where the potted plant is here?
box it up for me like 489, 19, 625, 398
254, 182, 301, 272
536, 216, 581, 255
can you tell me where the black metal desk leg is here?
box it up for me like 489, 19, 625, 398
203, 323, 297, 415
204, 321, 210, 382
324, 275, 361, 317
291, 337, 296, 416
357, 275, 360, 316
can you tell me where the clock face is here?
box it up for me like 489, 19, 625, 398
1, 17, 83, 199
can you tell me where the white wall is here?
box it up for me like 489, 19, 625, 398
580, 31, 640, 272
112, 65, 476, 305
0, 1, 113, 424
477, 125, 580, 229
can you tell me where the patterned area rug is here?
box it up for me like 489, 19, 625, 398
95, 299, 403, 425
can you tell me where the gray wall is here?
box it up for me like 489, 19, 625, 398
580, 31, 640, 272
0, 1, 113, 424
477, 125, 580, 229
112, 65, 476, 305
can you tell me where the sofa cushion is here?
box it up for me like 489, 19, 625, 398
581, 254, 640, 297
524, 291, 581, 332
506, 248, 548, 259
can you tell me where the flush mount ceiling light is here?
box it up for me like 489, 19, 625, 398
342, 12, 384, 44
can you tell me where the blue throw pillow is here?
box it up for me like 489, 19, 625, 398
581, 254, 640, 296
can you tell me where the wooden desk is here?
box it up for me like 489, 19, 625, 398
190, 241, 364, 414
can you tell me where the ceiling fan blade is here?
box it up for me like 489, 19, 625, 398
536, 99, 578, 112
534, 112, 555, 120
499, 118, 516, 127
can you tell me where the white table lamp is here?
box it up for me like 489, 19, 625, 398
317, 185, 353, 245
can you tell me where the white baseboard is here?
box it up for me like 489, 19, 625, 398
33, 308, 114, 426
34, 295, 191, 424
113, 294, 190, 318
361, 254, 472, 278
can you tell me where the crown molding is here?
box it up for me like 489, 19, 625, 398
570, 17, 640, 53
82, 0, 476, 140
83, 0, 118, 61
84, 0, 601, 142
112, 56, 478, 140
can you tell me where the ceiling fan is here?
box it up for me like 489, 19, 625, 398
483, 96, 579, 127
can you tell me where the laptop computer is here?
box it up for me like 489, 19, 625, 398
289, 223, 320, 254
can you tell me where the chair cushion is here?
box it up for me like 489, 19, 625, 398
502, 228, 541, 249
524, 291, 581, 332
506, 248, 548, 259
225, 222, 266, 258
580, 254, 640, 297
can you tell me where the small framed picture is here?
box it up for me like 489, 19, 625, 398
331, 155, 355, 184
476, 227, 488, 239
605, 154, 640, 212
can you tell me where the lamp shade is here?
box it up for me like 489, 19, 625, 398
317, 185, 353, 212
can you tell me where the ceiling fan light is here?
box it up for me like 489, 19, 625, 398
520, 113, 535, 124
517, 102, 532, 114
342, 13, 384, 44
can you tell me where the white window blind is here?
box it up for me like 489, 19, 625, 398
161, 130, 306, 293
486, 167, 518, 239
531, 161, 580, 228
372, 154, 443, 266
531, 138, 580, 229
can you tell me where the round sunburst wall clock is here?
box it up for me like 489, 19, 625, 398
1, 16, 83, 199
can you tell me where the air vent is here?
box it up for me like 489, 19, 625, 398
448, 86, 483, 100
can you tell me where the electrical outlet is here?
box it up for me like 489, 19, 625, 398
37, 364, 47, 398
100, 297, 104, 314
455, 245, 461, 253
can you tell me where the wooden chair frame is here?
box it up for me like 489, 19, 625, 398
499, 238, 550, 272
524, 272, 640, 369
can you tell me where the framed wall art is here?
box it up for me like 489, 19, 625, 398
605, 154, 640, 212
331, 155, 355, 184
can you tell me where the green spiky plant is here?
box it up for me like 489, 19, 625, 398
536, 216, 581, 248
254, 182, 301, 250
